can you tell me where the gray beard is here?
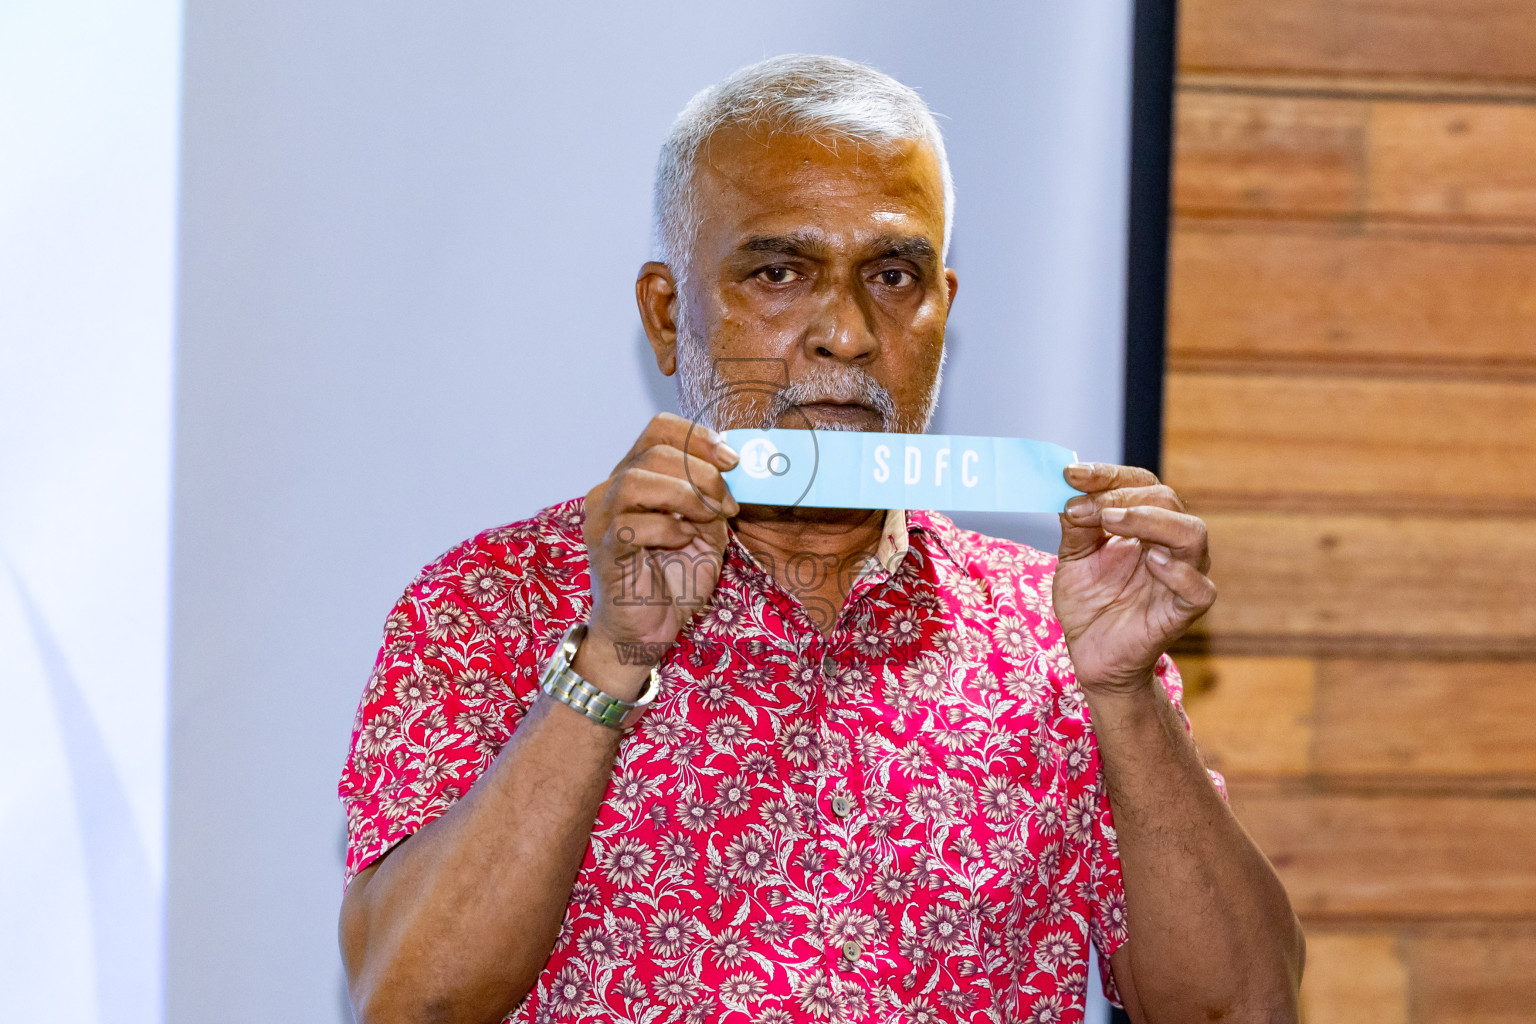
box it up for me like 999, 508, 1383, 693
673, 304, 943, 435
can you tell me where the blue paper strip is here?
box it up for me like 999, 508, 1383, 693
720, 429, 1081, 513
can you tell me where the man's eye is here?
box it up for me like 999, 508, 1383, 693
877, 269, 915, 287
758, 266, 800, 284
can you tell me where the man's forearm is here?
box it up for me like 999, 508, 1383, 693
1087, 682, 1304, 1023
341, 695, 624, 1024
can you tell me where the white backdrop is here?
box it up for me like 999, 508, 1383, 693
2, 3, 1137, 1021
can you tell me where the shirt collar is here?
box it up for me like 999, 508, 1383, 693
872, 508, 910, 576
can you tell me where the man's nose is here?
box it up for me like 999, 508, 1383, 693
804, 282, 879, 364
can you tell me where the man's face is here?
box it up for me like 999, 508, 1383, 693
665, 126, 957, 434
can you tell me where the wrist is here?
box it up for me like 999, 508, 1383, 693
1078, 670, 1168, 723
571, 625, 661, 702
1077, 664, 1158, 700
539, 623, 663, 731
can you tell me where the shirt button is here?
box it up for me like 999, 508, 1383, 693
841, 938, 863, 963
830, 795, 853, 818
821, 655, 837, 677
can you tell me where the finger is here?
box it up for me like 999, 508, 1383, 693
1063, 485, 1185, 527
1058, 485, 1186, 563
632, 445, 739, 515
692, 515, 730, 555
1063, 462, 1160, 495
608, 467, 729, 524
677, 417, 739, 471
618, 412, 696, 468
1143, 545, 1218, 618
617, 413, 738, 474
1099, 506, 1210, 572
609, 511, 698, 551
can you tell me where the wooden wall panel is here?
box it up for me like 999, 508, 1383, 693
1174, 92, 1366, 217
1169, 4, 1536, 1014
1369, 103, 1536, 224
1179, 0, 1536, 82
1167, 226, 1536, 372
1299, 931, 1408, 1024
1405, 926, 1536, 1024
1193, 513, 1536, 656
1177, 656, 1314, 776
1175, 89, 1536, 226
1163, 373, 1536, 510
1313, 662, 1536, 778
1181, 658, 1536, 781
1230, 789, 1536, 919
1297, 925, 1536, 1024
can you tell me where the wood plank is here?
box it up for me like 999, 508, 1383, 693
1178, 658, 1536, 782
1173, 90, 1536, 227
1167, 225, 1536, 373
1299, 931, 1408, 1024
1181, 70, 1536, 105
1163, 373, 1536, 510
1369, 103, 1536, 224
1178, 656, 1315, 776
1179, 0, 1536, 82
1173, 91, 1366, 217
1229, 788, 1536, 918
1314, 661, 1536, 778
1405, 924, 1536, 1024
1190, 513, 1536, 657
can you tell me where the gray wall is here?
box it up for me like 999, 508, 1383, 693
166, 3, 1132, 1020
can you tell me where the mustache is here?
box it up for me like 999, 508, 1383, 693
765, 368, 896, 430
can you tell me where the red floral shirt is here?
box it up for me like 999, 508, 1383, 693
340, 499, 1218, 1024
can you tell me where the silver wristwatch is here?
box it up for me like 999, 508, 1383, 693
538, 623, 660, 731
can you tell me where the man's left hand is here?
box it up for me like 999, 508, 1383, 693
1052, 463, 1216, 696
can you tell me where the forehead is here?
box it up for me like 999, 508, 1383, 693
692, 127, 946, 248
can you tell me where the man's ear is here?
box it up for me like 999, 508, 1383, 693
636, 262, 680, 376
944, 267, 959, 318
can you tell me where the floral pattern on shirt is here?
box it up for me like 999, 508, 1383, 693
340, 498, 1222, 1023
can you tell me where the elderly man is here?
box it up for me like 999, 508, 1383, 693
338, 55, 1303, 1024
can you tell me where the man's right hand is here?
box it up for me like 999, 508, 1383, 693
577, 412, 739, 698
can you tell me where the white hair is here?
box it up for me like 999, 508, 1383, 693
652, 53, 954, 286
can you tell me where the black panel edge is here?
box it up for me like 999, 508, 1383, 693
1111, 6, 1177, 1021
1121, 0, 1178, 476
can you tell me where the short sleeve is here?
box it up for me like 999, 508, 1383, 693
336, 537, 557, 888
1087, 653, 1227, 1007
